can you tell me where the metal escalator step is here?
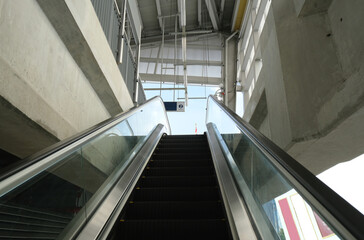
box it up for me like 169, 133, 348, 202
112, 135, 232, 239
148, 159, 212, 168
158, 141, 207, 147
156, 143, 209, 149
124, 201, 225, 219
152, 152, 211, 160
153, 147, 210, 154
143, 167, 214, 177
162, 135, 205, 139
117, 219, 230, 240
137, 176, 217, 188
133, 187, 220, 201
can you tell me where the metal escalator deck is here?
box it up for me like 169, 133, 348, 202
110, 135, 232, 240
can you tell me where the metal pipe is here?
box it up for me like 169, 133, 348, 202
157, 13, 180, 19
169, 30, 213, 35
225, 31, 238, 106
117, 0, 127, 64
144, 88, 186, 91
219, 0, 226, 23
180, 0, 188, 106
177, 97, 207, 100
133, 42, 141, 104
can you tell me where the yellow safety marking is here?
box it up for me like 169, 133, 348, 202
142, 176, 146, 178
136, 187, 140, 189
146, 167, 150, 169
234, 0, 248, 31
129, 201, 134, 204
120, 219, 125, 222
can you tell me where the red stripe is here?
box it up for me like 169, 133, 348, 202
279, 198, 301, 240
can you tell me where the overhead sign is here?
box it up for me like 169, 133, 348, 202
164, 101, 185, 112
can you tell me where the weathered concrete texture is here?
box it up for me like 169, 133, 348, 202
0, 97, 58, 158
0, 0, 113, 157
328, 0, 364, 81
226, 37, 237, 111
241, 0, 364, 174
289, 106, 364, 175
50, 151, 107, 194
243, 7, 292, 149
37, 0, 134, 115
293, 0, 334, 17
49, 135, 141, 194
287, 0, 364, 174
273, 0, 343, 142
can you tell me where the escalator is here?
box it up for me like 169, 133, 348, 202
0, 96, 363, 240
110, 135, 232, 239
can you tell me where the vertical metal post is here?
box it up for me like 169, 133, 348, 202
134, 40, 141, 104
159, 18, 165, 97
180, 0, 188, 106
173, 15, 177, 102
117, 0, 127, 64
225, 31, 238, 106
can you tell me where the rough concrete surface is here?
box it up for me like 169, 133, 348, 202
240, 0, 364, 174
289, 106, 364, 175
0, 0, 114, 157
37, 0, 134, 115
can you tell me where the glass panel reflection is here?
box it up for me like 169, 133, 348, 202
206, 97, 340, 240
0, 98, 169, 239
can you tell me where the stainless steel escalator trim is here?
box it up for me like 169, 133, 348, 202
206, 123, 258, 240
75, 124, 165, 240
0, 96, 170, 198
207, 95, 363, 239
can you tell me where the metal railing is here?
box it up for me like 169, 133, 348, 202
206, 95, 364, 240
0, 96, 170, 239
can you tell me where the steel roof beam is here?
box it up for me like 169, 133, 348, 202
205, 0, 220, 30
155, 0, 163, 30
140, 73, 221, 85
140, 58, 223, 66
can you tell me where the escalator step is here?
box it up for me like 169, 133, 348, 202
154, 147, 210, 154
156, 143, 209, 149
117, 219, 230, 240
159, 139, 207, 144
148, 159, 212, 168
111, 135, 232, 240
137, 176, 216, 188
162, 135, 205, 140
133, 187, 220, 201
124, 201, 225, 219
152, 153, 211, 160
143, 167, 214, 177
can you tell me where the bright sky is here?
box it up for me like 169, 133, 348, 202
317, 154, 364, 214
143, 82, 219, 135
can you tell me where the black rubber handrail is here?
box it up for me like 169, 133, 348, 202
207, 95, 364, 239
0, 96, 170, 182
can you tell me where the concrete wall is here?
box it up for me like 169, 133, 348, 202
226, 37, 238, 111
239, 0, 364, 174
241, 4, 292, 149
0, 0, 134, 159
